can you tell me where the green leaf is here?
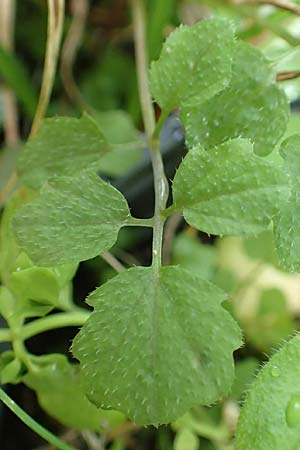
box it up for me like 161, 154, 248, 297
94, 110, 143, 177
10, 260, 77, 310
230, 358, 259, 401
0, 351, 24, 384
0, 189, 77, 310
235, 334, 300, 450
274, 193, 300, 272
72, 265, 241, 425
95, 110, 143, 146
181, 41, 289, 156
284, 113, 300, 139
273, 134, 300, 271
0, 187, 35, 284
278, 133, 300, 184
0, 358, 22, 385
172, 139, 289, 236
24, 354, 125, 431
243, 288, 295, 352
13, 171, 131, 266
18, 113, 111, 189
0, 285, 52, 323
147, 0, 177, 61
243, 231, 279, 267
173, 429, 199, 450
0, 44, 37, 118
150, 17, 235, 111
171, 232, 216, 279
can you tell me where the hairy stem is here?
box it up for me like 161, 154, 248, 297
131, 0, 169, 272
30, 0, 65, 138
0, 388, 78, 450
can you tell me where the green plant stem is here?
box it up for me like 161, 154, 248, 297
126, 217, 154, 227
0, 328, 11, 342
153, 109, 170, 140
150, 144, 169, 272
131, 0, 155, 144
0, 311, 90, 343
30, 0, 65, 138
0, 388, 78, 450
131, 0, 169, 273
22, 311, 89, 341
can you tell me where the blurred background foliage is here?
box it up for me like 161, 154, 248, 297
0, 1, 300, 449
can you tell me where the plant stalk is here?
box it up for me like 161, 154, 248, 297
30, 0, 65, 138
0, 311, 90, 343
22, 310, 89, 341
131, 0, 169, 272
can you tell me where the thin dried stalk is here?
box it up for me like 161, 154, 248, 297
30, 0, 65, 138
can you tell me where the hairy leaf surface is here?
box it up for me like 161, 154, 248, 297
236, 334, 300, 450
24, 354, 125, 431
0, 189, 76, 312
274, 134, 300, 271
172, 139, 288, 236
13, 171, 130, 265
182, 41, 289, 156
72, 266, 241, 425
150, 17, 235, 111
18, 113, 111, 189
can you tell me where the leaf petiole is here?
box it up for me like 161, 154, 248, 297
0, 311, 90, 343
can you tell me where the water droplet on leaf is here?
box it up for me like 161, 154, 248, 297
271, 366, 280, 377
286, 395, 300, 428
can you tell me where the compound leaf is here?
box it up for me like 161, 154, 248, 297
13, 171, 130, 266
72, 265, 241, 425
182, 41, 289, 156
172, 139, 289, 236
236, 334, 300, 450
150, 17, 235, 111
18, 113, 111, 189
24, 354, 125, 431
